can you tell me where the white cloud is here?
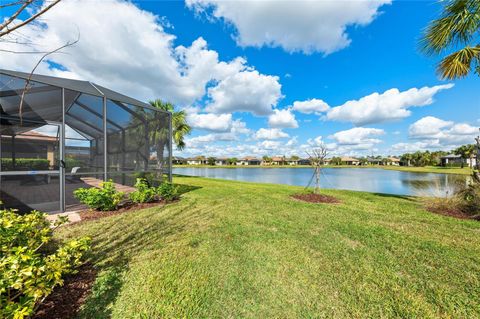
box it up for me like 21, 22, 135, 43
186, 0, 391, 54
258, 140, 282, 150
268, 108, 298, 128
205, 70, 282, 115
329, 127, 384, 149
292, 98, 330, 114
326, 84, 454, 126
0, 0, 280, 111
408, 116, 453, 138
186, 112, 232, 131
255, 128, 289, 140
406, 116, 478, 148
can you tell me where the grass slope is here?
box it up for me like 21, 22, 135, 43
57, 177, 480, 318
174, 165, 472, 175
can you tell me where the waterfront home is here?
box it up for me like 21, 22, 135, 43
172, 156, 187, 165
271, 156, 286, 165
187, 156, 207, 165
387, 157, 401, 166
341, 157, 360, 165
440, 154, 476, 167
367, 157, 383, 165
215, 157, 229, 165
298, 158, 311, 165
286, 158, 299, 165
237, 156, 261, 165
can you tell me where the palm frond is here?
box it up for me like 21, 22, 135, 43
437, 45, 480, 79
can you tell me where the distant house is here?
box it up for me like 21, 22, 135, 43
440, 154, 476, 167
237, 156, 261, 165
387, 157, 400, 166
341, 157, 360, 165
271, 156, 286, 165
367, 157, 383, 165
186, 156, 207, 165
215, 157, 229, 166
286, 158, 299, 165
172, 156, 186, 165
297, 159, 309, 165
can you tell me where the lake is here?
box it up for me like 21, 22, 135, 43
173, 167, 466, 196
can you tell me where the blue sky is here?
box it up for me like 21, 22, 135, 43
1, 0, 479, 158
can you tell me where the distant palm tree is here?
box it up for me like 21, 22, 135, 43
420, 0, 480, 79
455, 144, 476, 168
149, 99, 191, 150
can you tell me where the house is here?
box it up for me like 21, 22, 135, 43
237, 156, 261, 165
286, 158, 299, 165
215, 157, 229, 166
271, 156, 286, 165
172, 156, 186, 165
298, 158, 310, 165
367, 157, 383, 165
186, 156, 207, 165
341, 156, 360, 165
387, 157, 400, 166
440, 154, 476, 167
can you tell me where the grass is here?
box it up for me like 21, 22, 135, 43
174, 164, 473, 175
57, 177, 480, 318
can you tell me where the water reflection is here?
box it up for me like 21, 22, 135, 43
173, 167, 466, 196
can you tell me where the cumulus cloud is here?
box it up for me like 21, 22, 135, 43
326, 84, 454, 126
186, 0, 391, 54
1, 0, 281, 113
292, 98, 330, 114
205, 70, 282, 115
329, 127, 384, 149
186, 112, 232, 131
255, 128, 289, 140
268, 108, 298, 128
407, 116, 478, 147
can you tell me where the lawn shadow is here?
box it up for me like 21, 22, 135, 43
371, 192, 417, 202
175, 182, 202, 196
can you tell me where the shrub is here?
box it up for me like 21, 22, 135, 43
1, 158, 50, 171
129, 178, 157, 203
0, 209, 90, 319
74, 180, 125, 211
157, 182, 178, 202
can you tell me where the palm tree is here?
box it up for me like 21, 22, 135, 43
455, 144, 476, 168
420, 0, 480, 79
149, 99, 191, 150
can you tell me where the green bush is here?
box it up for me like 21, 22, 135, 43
0, 209, 90, 319
157, 182, 178, 202
74, 180, 125, 211
129, 178, 157, 203
1, 158, 50, 171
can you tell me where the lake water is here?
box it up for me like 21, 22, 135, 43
173, 167, 466, 196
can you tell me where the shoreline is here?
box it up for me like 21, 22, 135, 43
173, 164, 472, 175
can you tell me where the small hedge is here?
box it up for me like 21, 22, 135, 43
1, 158, 50, 171
74, 180, 125, 211
0, 209, 90, 319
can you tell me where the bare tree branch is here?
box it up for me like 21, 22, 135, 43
306, 144, 329, 194
0, 0, 61, 38
18, 35, 79, 123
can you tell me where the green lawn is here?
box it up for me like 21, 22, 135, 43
174, 164, 473, 175
58, 177, 480, 318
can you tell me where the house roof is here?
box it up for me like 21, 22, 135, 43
1, 130, 58, 142
0, 69, 168, 114
441, 154, 462, 159
271, 156, 284, 161
341, 156, 359, 162
388, 157, 400, 162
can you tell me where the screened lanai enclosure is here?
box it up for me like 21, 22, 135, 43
0, 69, 172, 213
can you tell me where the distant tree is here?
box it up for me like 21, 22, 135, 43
359, 158, 368, 166
228, 157, 238, 165
290, 155, 300, 161
207, 157, 216, 166
262, 155, 272, 164
330, 157, 342, 166
420, 0, 480, 79
455, 144, 476, 168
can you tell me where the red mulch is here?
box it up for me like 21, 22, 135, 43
425, 206, 480, 221
33, 263, 96, 319
291, 193, 340, 204
78, 200, 169, 222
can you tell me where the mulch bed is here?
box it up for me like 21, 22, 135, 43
33, 263, 96, 319
425, 206, 480, 221
291, 193, 340, 204
78, 200, 169, 222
